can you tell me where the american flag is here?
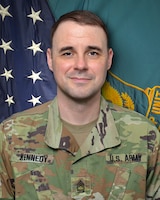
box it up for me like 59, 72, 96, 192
0, 0, 57, 122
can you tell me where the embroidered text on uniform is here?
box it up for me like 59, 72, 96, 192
19, 153, 48, 163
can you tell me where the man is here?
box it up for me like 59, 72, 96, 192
0, 10, 159, 199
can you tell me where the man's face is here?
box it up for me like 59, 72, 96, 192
47, 21, 113, 102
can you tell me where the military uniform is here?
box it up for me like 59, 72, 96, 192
0, 97, 160, 199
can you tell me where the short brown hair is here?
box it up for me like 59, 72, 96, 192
50, 10, 110, 48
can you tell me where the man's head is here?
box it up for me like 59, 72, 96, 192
50, 10, 110, 49
47, 10, 113, 103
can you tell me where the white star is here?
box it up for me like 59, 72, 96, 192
0, 39, 13, 54
0, 4, 12, 21
5, 94, 15, 106
28, 95, 42, 106
27, 40, 43, 56
27, 7, 43, 24
27, 70, 42, 84
1, 68, 14, 81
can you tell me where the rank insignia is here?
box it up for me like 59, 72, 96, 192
71, 176, 92, 198
77, 180, 85, 193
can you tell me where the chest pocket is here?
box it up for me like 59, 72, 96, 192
11, 153, 54, 200
108, 167, 130, 199
106, 153, 147, 200
30, 166, 53, 199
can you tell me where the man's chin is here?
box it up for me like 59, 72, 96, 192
68, 93, 99, 104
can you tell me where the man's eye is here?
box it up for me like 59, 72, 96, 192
62, 52, 72, 56
88, 51, 98, 56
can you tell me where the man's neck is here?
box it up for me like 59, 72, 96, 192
57, 94, 101, 125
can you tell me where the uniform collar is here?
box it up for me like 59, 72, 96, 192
45, 96, 121, 157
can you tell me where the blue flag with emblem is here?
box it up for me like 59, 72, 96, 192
48, 0, 160, 131
0, 0, 57, 122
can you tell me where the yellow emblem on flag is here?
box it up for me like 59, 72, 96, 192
102, 81, 135, 110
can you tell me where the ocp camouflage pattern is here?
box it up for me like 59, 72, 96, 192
0, 97, 159, 199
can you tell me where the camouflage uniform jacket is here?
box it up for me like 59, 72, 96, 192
0, 96, 160, 200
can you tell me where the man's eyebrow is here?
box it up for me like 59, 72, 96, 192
87, 46, 102, 52
59, 46, 73, 53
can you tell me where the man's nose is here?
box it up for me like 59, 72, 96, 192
75, 55, 87, 70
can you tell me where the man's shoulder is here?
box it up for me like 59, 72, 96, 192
4, 100, 52, 122
0, 101, 54, 156
107, 101, 160, 151
0, 100, 53, 137
107, 101, 156, 127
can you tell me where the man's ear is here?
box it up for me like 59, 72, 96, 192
107, 48, 114, 70
46, 48, 53, 72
